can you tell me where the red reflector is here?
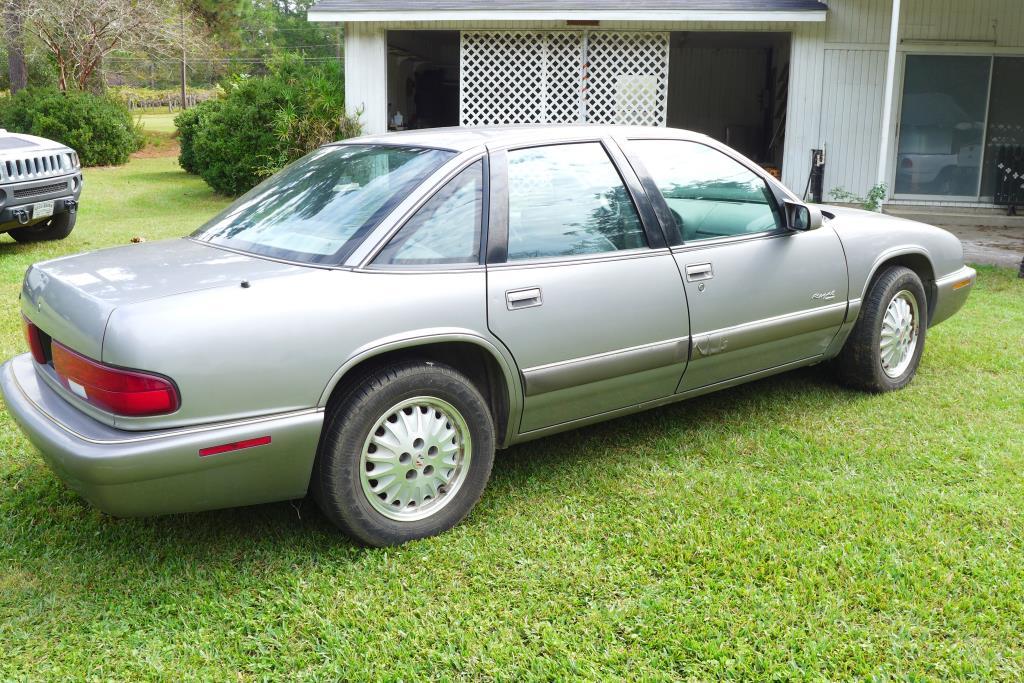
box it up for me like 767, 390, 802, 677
21, 315, 46, 364
199, 436, 272, 457
51, 342, 180, 417
901, 157, 913, 169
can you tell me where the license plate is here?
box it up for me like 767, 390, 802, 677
32, 200, 54, 219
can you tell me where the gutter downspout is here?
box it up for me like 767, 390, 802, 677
876, 0, 901, 210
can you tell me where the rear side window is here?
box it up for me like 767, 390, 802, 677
628, 140, 781, 242
506, 143, 647, 261
374, 160, 484, 266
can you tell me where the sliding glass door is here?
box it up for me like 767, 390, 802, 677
894, 55, 991, 200
980, 57, 1024, 202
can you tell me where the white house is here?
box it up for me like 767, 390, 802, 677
308, 0, 1024, 209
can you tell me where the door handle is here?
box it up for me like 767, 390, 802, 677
506, 287, 542, 310
685, 262, 714, 282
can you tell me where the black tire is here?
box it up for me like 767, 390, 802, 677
312, 361, 495, 546
835, 266, 928, 392
9, 211, 76, 243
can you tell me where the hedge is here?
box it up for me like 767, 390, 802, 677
176, 57, 361, 195
0, 88, 143, 166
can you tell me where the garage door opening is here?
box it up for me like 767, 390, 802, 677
668, 32, 790, 172
386, 31, 460, 130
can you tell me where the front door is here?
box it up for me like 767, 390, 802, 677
622, 137, 848, 391
485, 141, 690, 433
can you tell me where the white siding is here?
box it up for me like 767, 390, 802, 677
819, 49, 887, 196
826, 0, 1024, 47
825, 0, 890, 45
781, 22, 827, 193
344, 22, 388, 134
901, 0, 1024, 47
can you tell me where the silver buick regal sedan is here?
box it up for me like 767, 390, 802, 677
1, 126, 976, 546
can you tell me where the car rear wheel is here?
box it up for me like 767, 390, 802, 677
835, 265, 928, 392
312, 361, 495, 546
9, 211, 76, 243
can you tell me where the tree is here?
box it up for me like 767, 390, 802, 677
3, 0, 27, 92
10, 0, 207, 92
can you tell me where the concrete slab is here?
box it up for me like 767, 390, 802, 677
870, 206, 1023, 270
937, 224, 1023, 270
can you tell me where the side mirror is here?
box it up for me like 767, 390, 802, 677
784, 201, 823, 231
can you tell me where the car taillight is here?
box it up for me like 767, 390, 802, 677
51, 341, 179, 417
22, 315, 46, 364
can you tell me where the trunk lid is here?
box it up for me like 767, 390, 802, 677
21, 238, 307, 360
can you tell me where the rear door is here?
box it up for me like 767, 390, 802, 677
485, 140, 690, 434
621, 137, 848, 391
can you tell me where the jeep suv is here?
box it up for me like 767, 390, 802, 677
0, 129, 82, 242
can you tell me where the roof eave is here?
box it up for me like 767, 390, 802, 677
307, 9, 827, 23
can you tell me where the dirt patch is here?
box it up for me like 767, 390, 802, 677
132, 140, 180, 159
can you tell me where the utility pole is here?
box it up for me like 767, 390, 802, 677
180, 1, 187, 110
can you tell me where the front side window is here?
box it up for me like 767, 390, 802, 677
506, 143, 646, 261
373, 160, 483, 266
192, 144, 455, 265
628, 140, 780, 242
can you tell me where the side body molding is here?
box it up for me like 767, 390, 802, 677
690, 303, 848, 360
522, 338, 688, 396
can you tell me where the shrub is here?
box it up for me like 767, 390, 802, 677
0, 88, 143, 166
187, 77, 290, 195
174, 98, 222, 175
828, 184, 888, 212
181, 56, 361, 195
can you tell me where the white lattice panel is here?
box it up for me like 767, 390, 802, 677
460, 31, 583, 126
460, 30, 669, 128
584, 32, 669, 126
544, 32, 585, 124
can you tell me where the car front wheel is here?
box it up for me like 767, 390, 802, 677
312, 361, 495, 546
835, 265, 928, 392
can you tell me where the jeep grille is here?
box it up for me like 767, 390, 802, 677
1, 153, 74, 182
13, 180, 69, 199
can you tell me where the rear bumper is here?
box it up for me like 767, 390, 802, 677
0, 354, 323, 517
931, 265, 976, 327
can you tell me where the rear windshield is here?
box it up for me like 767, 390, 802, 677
191, 144, 456, 265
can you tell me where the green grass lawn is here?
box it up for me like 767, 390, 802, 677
135, 111, 179, 134
133, 112, 181, 156
1, 158, 1023, 679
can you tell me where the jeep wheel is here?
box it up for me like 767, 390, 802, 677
9, 211, 76, 243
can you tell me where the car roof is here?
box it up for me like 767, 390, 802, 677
339, 124, 709, 152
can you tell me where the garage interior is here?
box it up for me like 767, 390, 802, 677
386, 31, 461, 130
667, 32, 791, 172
